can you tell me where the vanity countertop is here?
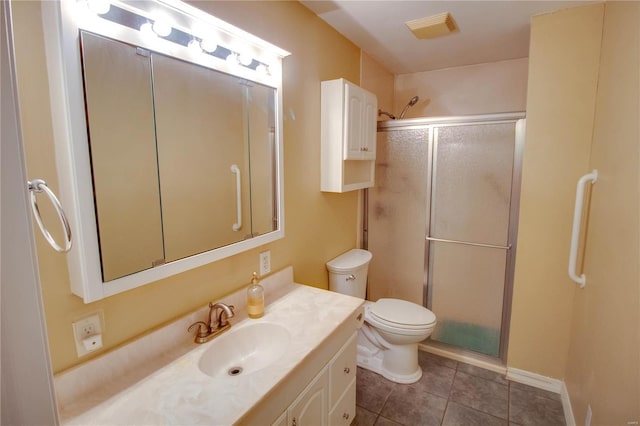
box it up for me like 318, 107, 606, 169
57, 268, 363, 425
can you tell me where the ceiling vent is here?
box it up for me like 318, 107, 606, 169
406, 12, 456, 39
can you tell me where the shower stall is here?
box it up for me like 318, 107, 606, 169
365, 113, 525, 361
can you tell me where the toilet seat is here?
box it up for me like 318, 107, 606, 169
364, 299, 436, 336
370, 298, 436, 327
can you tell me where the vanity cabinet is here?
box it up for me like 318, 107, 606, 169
321, 78, 377, 193
273, 332, 357, 426
289, 367, 329, 426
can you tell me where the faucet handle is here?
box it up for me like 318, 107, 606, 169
188, 321, 209, 338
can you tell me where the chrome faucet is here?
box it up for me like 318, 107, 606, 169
188, 302, 235, 344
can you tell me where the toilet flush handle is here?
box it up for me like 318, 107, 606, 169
346, 274, 356, 281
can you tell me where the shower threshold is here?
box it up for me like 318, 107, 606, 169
418, 339, 506, 375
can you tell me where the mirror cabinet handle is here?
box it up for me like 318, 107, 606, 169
231, 164, 242, 231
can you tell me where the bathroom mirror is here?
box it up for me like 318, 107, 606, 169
43, 0, 289, 302
81, 31, 277, 281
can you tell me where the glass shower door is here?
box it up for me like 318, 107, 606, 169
427, 123, 516, 357
367, 128, 430, 305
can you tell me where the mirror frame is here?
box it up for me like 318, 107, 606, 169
42, 0, 289, 303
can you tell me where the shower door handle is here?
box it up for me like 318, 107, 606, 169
426, 236, 510, 250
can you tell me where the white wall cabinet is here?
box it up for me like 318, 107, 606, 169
321, 78, 377, 192
272, 333, 357, 426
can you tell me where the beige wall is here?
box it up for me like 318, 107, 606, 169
508, 4, 604, 379
360, 52, 394, 120
394, 58, 529, 118
12, 0, 361, 373
564, 2, 640, 424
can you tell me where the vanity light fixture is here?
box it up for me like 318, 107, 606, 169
76, 0, 274, 75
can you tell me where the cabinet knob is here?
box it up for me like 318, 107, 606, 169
343, 413, 350, 420
344, 367, 350, 374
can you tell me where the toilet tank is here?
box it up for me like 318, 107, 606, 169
326, 249, 372, 299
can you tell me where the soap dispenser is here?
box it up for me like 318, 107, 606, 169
247, 272, 264, 319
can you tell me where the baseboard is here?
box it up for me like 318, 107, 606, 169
506, 367, 563, 393
506, 367, 575, 426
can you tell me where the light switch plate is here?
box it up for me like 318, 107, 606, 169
259, 250, 271, 275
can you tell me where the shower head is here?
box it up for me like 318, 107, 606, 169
399, 96, 420, 119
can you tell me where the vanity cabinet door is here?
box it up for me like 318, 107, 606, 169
288, 366, 328, 426
329, 380, 356, 426
329, 332, 357, 407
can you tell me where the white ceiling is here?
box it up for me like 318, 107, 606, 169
300, 1, 593, 74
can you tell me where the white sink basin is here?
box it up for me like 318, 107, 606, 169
198, 322, 291, 378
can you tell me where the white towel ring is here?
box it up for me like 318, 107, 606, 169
28, 179, 72, 253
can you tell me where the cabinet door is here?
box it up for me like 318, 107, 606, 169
329, 380, 356, 426
329, 333, 357, 408
361, 91, 378, 160
289, 367, 328, 426
343, 82, 364, 160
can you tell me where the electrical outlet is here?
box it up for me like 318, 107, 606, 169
72, 313, 103, 357
259, 250, 271, 275
586, 405, 592, 426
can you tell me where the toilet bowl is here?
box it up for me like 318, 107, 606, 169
326, 249, 437, 384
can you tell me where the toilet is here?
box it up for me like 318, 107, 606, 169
326, 249, 436, 384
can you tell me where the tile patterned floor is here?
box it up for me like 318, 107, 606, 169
353, 351, 566, 426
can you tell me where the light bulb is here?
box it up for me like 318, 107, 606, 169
140, 22, 156, 38
152, 20, 172, 37
238, 52, 253, 66
200, 38, 217, 53
256, 64, 270, 75
226, 53, 238, 65
86, 0, 110, 15
188, 39, 201, 53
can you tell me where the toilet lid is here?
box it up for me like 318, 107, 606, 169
370, 298, 436, 326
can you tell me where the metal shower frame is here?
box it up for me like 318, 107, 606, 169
364, 112, 525, 363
